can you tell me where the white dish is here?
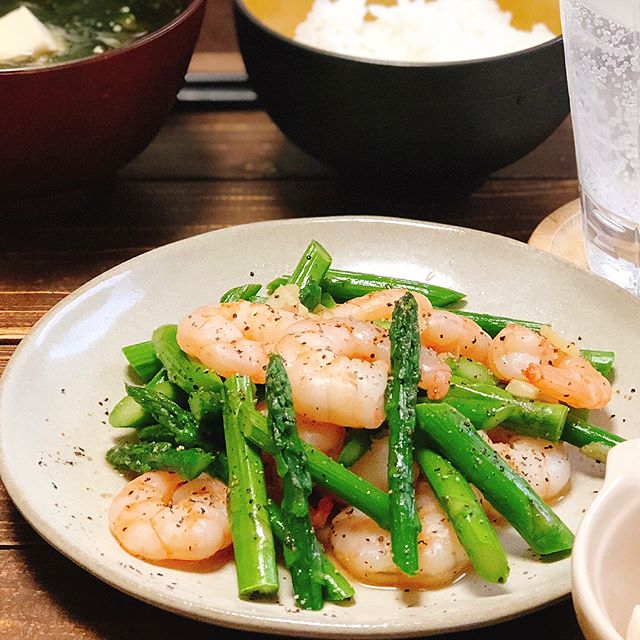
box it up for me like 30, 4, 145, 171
573, 439, 640, 640
1, 216, 638, 637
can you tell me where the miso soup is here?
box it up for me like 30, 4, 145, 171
0, 0, 189, 69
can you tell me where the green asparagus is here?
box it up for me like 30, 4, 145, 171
287, 240, 332, 311
416, 403, 574, 555
223, 375, 279, 598
266, 354, 324, 610
338, 430, 373, 467
240, 405, 391, 530
219, 283, 263, 303
415, 447, 509, 583
385, 292, 421, 575
267, 500, 354, 602
106, 441, 216, 480
122, 340, 162, 382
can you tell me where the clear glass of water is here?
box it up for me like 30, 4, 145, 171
560, 0, 640, 295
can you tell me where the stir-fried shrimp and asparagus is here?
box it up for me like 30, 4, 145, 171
105, 240, 622, 609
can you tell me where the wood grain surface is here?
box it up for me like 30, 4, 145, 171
0, 0, 585, 637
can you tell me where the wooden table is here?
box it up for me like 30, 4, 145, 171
0, 1, 586, 637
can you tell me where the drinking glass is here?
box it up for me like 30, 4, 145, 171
560, 0, 640, 295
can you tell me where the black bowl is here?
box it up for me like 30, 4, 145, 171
234, 1, 569, 184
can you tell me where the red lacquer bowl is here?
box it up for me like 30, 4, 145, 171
0, 0, 205, 202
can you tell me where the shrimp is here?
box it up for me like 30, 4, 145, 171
323, 290, 452, 399
420, 309, 491, 363
109, 471, 231, 562
348, 435, 417, 492
297, 415, 346, 459
275, 318, 389, 428
254, 400, 346, 459
525, 354, 611, 410
419, 348, 452, 400
177, 300, 303, 383
488, 324, 611, 409
329, 480, 469, 589
488, 429, 571, 503
348, 434, 391, 491
275, 317, 450, 428
324, 288, 491, 363
322, 288, 433, 329
488, 323, 556, 381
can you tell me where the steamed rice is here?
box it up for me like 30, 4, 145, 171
293, 0, 556, 63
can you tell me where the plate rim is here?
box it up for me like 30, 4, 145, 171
0, 215, 629, 636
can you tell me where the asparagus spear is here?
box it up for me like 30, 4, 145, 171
152, 324, 223, 395
580, 350, 615, 378
443, 382, 569, 441
152, 324, 224, 425
439, 381, 623, 460
268, 269, 464, 308
385, 292, 421, 575
240, 405, 391, 530
137, 422, 175, 443
124, 385, 202, 447
415, 447, 509, 584
437, 393, 516, 432
416, 403, 574, 555
121, 340, 162, 382
223, 375, 279, 598
133, 423, 229, 483
187, 389, 223, 428
219, 283, 263, 303
286, 240, 332, 311
446, 357, 497, 385
267, 499, 354, 602
444, 380, 623, 455
338, 430, 373, 467
106, 441, 218, 480
322, 269, 465, 307
109, 378, 186, 429
320, 291, 337, 309
562, 415, 624, 462
266, 354, 324, 610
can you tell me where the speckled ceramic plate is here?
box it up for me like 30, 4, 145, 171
1, 217, 638, 637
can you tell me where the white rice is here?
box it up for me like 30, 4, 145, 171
293, 0, 556, 63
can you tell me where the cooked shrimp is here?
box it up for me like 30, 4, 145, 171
488, 323, 556, 381
419, 348, 452, 400
329, 480, 469, 588
253, 400, 345, 458
323, 288, 432, 329
177, 300, 303, 383
275, 318, 389, 428
348, 435, 418, 492
488, 324, 611, 409
109, 471, 231, 561
525, 354, 611, 409
275, 317, 450, 428
324, 288, 490, 363
420, 309, 491, 362
348, 434, 391, 491
323, 291, 452, 399
297, 415, 346, 459
488, 429, 571, 503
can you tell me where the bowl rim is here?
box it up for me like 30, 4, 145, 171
234, 0, 563, 68
0, 0, 205, 76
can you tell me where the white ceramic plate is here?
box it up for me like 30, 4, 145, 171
1, 217, 638, 638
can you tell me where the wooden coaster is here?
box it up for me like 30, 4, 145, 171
528, 198, 587, 269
